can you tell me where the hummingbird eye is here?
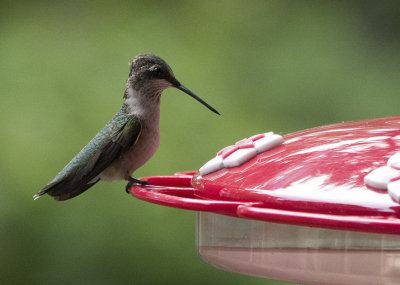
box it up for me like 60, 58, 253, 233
149, 65, 162, 74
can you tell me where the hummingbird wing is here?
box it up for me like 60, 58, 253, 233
36, 107, 142, 201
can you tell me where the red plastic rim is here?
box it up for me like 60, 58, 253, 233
130, 175, 262, 216
129, 173, 400, 235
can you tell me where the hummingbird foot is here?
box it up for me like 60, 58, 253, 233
125, 177, 150, 193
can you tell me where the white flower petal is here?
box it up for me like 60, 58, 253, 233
254, 134, 284, 153
223, 148, 257, 168
388, 180, 400, 203
364, 166, 400, 190
199, 156, 224, 176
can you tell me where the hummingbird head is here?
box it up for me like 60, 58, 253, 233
125, 54, 219, 115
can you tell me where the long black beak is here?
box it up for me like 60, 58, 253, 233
176, 84, 220, 115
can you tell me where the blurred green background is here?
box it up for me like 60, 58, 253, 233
1, 0, 400, 284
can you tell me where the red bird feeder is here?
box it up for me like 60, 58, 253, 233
130, 116, 400, 285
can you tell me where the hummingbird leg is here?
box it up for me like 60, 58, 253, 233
125, 177, 150, 193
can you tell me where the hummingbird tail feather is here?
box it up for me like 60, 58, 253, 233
54, 179, 100, 201
35, 178, 100, 201
34, 180, 64, 200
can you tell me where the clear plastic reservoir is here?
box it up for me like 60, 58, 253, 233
196, 212, 400, 285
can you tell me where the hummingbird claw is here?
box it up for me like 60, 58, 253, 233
125, 178, 150, 193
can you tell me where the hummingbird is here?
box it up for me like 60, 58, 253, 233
34, 54, 219, 201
